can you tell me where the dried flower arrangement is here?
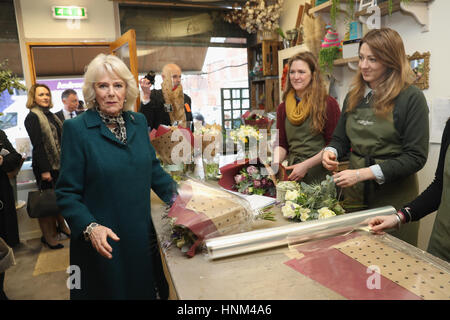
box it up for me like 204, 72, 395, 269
224, 0, 284, 34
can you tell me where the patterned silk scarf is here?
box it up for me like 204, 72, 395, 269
97, 107, 127, 144
285, 89, 311, 126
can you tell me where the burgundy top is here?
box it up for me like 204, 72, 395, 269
276, 96, 341, 151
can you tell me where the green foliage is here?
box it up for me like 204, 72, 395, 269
0, 59, 26, 94
318, 46, 340, 75
330, 0, 340, 29
276, 27, 286, 39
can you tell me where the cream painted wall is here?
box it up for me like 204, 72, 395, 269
18, 0, 118, 40
280, 0, 449, 251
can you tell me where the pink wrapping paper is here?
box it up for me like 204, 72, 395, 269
284, 234, 422, 300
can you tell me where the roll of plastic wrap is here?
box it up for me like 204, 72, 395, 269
205, 206, 396, 260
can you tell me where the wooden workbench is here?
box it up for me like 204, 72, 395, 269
150, 191, 450, 300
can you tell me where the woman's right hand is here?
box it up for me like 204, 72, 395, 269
41, 171, 52, 181
89, 225, 120, 259
322, 150, 339, 172
367, 215, 399, 234
139, 78, 152, 101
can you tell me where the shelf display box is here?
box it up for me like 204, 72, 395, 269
349, 21, 363, 40
342, 39, 361, 59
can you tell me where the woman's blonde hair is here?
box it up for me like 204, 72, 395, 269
346, 28, 415, 115
26, 83, 53, 109
282, 51, 328, 134
82, 53, 139, 112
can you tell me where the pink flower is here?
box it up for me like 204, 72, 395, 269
234, 174, 244, 184
253, 180, 261, 188
246, 165, 258, 175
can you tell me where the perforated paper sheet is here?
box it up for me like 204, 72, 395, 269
333, 235, 450, 300
284, 232, 450, 300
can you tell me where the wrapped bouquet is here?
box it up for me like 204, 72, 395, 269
193, 124, 223, 180
166, 179, 274, 257
241, 110, 274, 131
281, 175, 345, 222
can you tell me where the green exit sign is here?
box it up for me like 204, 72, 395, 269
52, 6, 87, 20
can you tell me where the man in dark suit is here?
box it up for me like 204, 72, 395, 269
55, 89, 81, 122
138, 63, 193, 130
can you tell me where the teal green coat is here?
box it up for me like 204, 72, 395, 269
55, 109, 175, 300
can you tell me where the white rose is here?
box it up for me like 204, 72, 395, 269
282, 201, 299, 219
284, 189, 299, 201
298, 207, 311, 222
318, 207, 336, 220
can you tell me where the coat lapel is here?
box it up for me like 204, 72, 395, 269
83, 109, 138, 146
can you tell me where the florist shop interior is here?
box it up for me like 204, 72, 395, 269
1, 0, 450, 301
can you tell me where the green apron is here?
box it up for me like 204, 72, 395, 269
345, 104, 419, 246
285, 115, 329, 184
427, 145, 450, 262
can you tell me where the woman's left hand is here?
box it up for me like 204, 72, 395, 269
286, 162, 308, 181
332, 169, 362, 188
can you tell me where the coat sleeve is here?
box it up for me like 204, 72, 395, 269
140, 113, 177, 204
276, 102, 288, 151
404, 118, 449, 222
55, 120, 97, 240
323, 96, 341, 146
379, 87, 429, 182
24, 112, 52, 174
0, 130, 22, 173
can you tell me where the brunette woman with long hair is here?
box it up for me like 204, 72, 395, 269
322, 28, 429, 246
274, 51, 340, 183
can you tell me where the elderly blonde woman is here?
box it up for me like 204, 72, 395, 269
55, 54, 177, 300
24, 83, 71, 249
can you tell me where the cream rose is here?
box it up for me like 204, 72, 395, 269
282, 201, 299, 219
284, 189, 299, 201
318, 207, 336, 220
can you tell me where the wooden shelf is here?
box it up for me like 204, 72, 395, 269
309, 0, 350, 15
310, 0, 433, 32
334, 56, 358, 66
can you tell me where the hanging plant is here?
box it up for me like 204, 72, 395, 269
330, 0, 340, 29
319, 46, 340, 75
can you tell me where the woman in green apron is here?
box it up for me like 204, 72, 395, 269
322, 28, 429, 247
368, 118, 450, 262
274, 51, 340, 184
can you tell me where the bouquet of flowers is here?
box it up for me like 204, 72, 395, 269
149, 125, 194, 165
241, 110, 274, 131
165, 179, 274, 257
281, 175, 345, 222
233, 165, 276, 196
229, 124, 261, 145
219, 158, 288, 198
193, 124, 223, 180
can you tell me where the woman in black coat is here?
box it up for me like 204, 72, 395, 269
0, 128, 22, 300
24, 84, 70, 249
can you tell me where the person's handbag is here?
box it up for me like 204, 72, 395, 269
26, 184, 60, 218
